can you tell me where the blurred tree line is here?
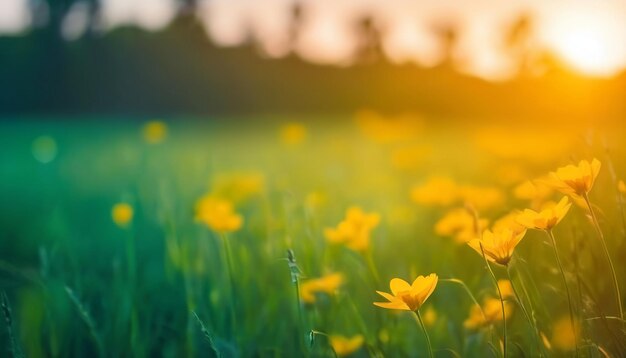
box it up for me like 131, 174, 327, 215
0, 0, 625, 120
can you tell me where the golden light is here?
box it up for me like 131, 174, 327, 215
544, 9, 626, 77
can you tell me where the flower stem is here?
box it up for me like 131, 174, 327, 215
413, 310, 434, 358
288, 250, 306, 354
441, 278, 495, 346
479, 243, 506, 358
506, 264, 543, 355
365, 250, 381, 286
546, 229, 578, 357
125, 229, 139, 354
441, 278, 487, 324
221, 233, 238, 339
582, 193, 624, 321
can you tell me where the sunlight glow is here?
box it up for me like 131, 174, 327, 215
2, 0, 626, 78
541, 6, 626, 77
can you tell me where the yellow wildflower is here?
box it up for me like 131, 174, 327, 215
195, 195, 243, 233
492, 211, 526, 236
422, 306, 438, 326
112, 203, 133, 228
374, 274, 438, 311
299, 273, 344, 304
550, 316, 580, 351
517, 197, 571, 231
618, 180, 626, 195
325, 207, 380, 252
329, 335, 364, 357
513, 178, 554, 209
464, 297, 513, 330
279, 122, 307, 145
497, 279, 514, 299
142, 120, 167, 144
435, 208, 488, 244
550, 158, 601, 197
410, 176, 458, 206
212, 172, 265, 203
468, 228, 527, 266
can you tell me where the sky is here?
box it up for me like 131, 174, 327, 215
2, 0, 626, 80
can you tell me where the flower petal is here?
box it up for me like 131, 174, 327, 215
390, 278, 411, 295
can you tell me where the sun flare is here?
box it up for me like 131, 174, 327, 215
545, 10, 626, 77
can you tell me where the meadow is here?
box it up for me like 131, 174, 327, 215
1, 115, 625, 357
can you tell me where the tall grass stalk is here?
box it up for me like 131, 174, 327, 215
192, 311, 221, 358
365, 250, 381, 286
441, 278, 495, 344
309, 330, 338, 358
582, 193, 623, 321
479, 243, 507, 358
603, 149, 626, 240
65, 286, 104, 358
287, 249, 306, 354
413, 310, 434, 358
220, 233, 238, 340
1, 292, 22, 358
546, 229, 578, 357
125, 229, 139, 354
577, 274, 626, 356
506, 264, 543, 355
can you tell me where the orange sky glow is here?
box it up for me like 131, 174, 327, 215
2, 0, 626, 80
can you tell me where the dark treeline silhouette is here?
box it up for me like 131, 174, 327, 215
1, 2, 625, 121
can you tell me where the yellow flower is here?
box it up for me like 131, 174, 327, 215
410, 176, 459, 206
464, 297, 513, 330
142, 120, 167, 144
195, 195, 243, 233
279, 122, 307, 145
467, 228, 527, 266
212, 172, 265, 203
517, 197, 571, 231
618, 180, 626, 195
497, 279, 514, 299
422, 306, 438, 326
329, 335, 364, 357
435, 208, 488, 244
513, 178, 553, 209
299, 273, 344, 304
374, 274, 438, 311
492, 211, 526, 236
550, 316, 580, 351
112, 203, 133, 228
550, 158, 601, 197
325, 207, 380, 252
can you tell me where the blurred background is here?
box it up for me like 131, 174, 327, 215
1, 0, 626, 119
2, 1, 626, 357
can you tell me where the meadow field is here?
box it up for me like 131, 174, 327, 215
1, 115, 626, 357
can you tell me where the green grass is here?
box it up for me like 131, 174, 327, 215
0, 117, 625, 357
